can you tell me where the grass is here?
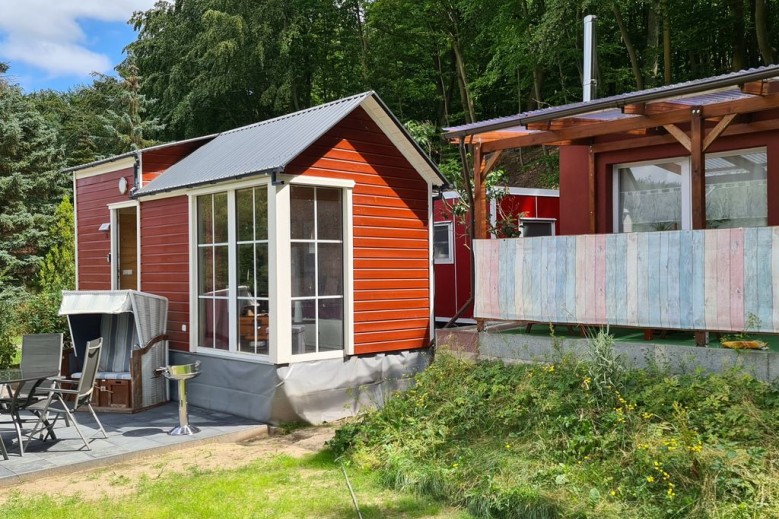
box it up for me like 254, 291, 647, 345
0, 450, 473, 519
331, 332, 779, 518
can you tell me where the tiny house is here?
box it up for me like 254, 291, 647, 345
67, 92, 445, 423
433, 188, 559, 324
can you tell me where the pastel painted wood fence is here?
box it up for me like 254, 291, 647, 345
473, 227, 779, 333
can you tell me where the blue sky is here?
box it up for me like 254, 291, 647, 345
0, 0, 159, 92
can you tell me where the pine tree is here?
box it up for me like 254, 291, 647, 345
0, 66, 68, 289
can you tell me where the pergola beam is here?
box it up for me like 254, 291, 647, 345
479, 92, 779, 152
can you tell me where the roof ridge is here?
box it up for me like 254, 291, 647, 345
221, 91, 375, 136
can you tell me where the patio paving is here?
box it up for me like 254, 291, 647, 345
0, 403, 267, 486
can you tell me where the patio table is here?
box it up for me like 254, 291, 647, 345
0, 368, 59, 459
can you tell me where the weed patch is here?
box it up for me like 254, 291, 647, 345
332, 348, 779, 518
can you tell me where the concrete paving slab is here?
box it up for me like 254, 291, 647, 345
0, 402, 267, 486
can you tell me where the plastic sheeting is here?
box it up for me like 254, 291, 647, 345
169, 350, 431, 425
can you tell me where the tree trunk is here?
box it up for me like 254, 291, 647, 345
614, 4, 644, 90
729, 0, 746, 70
662, 0, 672, 84
647, 1, 660, 79
452, 41, 475, 123
532, 67, 544, 110
755, 0, 775, 64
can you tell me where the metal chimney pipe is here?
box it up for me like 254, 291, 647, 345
583, 15, 598, 101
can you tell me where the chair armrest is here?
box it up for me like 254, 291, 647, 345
134, 334, 169, 357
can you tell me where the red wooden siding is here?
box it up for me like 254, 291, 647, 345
75, 168, 134, 290
139, 196, 190, 351
287, 107, 432, 355
141, 141, 211, 186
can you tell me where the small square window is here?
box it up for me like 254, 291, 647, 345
433, 222, 453, 264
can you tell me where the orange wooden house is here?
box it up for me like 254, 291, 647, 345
67, 92, 445, 423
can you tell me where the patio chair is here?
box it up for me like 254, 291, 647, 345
0, 333, 64, 454
24, 338, 107, 452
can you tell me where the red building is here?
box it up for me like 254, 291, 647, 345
68, 92, 445, 423
433, 188, 559, 324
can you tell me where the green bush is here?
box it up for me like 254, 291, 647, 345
333, 348, 779, 518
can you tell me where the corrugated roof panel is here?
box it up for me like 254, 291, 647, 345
137, 92, 373, 196
444, 64, 779, 138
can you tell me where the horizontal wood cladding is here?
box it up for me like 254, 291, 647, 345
139, 195, 190, 351
141, 141, 210, 185
354, 336, 430, 355
289, 107, 432, 355
76, 168, 134, 290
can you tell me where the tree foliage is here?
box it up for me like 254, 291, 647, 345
0, 75, 68, 287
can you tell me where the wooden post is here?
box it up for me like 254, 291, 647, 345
690, 107, 706, 229
472, 144, 487, 331
588, 146, 597, 233
473, 143, 488, 240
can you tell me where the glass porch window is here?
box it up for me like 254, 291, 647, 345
705, 149, 767, 229
236, 187, 270, 355
617, 161, 686, 233
197, 193, 229, 350
290, 186, 344, 355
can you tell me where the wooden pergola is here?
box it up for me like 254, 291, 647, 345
444, 64, 779, 241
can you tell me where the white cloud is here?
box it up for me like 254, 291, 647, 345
0, 0, 160, 79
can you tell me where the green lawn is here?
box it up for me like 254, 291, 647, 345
0, 450, 473, 519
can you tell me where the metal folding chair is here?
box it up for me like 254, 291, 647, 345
25, 338, 107, 452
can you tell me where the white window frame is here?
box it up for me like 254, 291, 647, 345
433, 221, 454, 264
612, 156, 691, 232
107, 200, 141, 291
187, 175, 354, 365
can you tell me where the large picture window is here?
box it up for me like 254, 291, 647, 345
196, 187, 270, 356
614, 147, 767, 232
236, 187, 269, 354
197, 193, 230, 350
290, 186, 344, 355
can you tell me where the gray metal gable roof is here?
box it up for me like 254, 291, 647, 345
137, 92, 373, 196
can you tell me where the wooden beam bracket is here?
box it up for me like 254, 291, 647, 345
662, 124, 691, 152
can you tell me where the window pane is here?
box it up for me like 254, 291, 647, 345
618, 162, 683, 232
214, 245, 229, 292
199, 298, 229, 350
706, 150, 767, 229
318, 299, 343, 351
236, 189, 254, 242
197, 195, 213, 244
237, 300, 268, 354
433, 224, 451, 260
198, 247, 213, 294
317, 188, 342, 241
255, 243, 269, 298
292, 300, 316, 354
237, 243, 254, 293
255, 187, 268, 240
318, 243, 343, 296
291, 242, 315, 297
290, 186, 315, 240
213, 192, 228, 243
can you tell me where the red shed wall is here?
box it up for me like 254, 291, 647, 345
559, 130, 779, 235
75, 167, 134, 290
139, 196, 190, 351
287, 107, 431, 355
141, 141, 211, 186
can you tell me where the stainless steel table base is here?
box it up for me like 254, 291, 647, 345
157, 363, 201, 436
169, 378, 199, 436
